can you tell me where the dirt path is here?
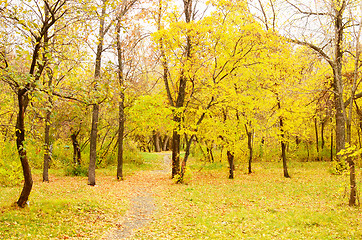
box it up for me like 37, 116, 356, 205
103, 153, 171, 239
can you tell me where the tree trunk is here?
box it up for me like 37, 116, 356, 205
16, 91, 33, 207
330, 131, 333, 162
88, 0, 106, 186
321, 119, 326, 150
206, 145, 214, 163
348, 160, 357, 206
88, 104, 99, 186
245, 123, 253, 174
71, 130, 81, 165
281, 138, 289, 178
227, 150, 234, 179
171, 128, 181, 177
42, 5, 51, 183
153, 131, 161, 152
162, 135, 170, 151
179, 135, 195, 181
314, 117, 320, 161
278, 99, 290, 178
117, 101, 124, 180
116, 14, 125, 181
43, 109, 51, 182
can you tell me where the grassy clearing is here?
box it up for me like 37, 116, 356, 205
0, 173, 130, 240
0, 152, 164, 239
1, 153, 361, 239
134, 159, 362, 239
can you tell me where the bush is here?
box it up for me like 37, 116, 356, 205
124, 140, 143, 165
64, 164, 88, 177
0, 141, 22, 187
329, 158, 348, 175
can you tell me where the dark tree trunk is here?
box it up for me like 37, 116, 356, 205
162, 135, 170, 151
348, 160, 357, 206
321, 119, 326, 150
206, 146, 214, 163
71, 130, 81, 165
43, 109, 51, 182
227, 150, 234, 179
314, 117, 320, 161
42, 5, 51, 183
179, 135, 194, 181
171, 128, 181, 177
330, 131, 333, 162
116, 15, 125, 181
277, 99, 290, 178
153, 131, 161, 152
245, 123, 253, 174
16, 91, 33, 207
88, 103, 99, 186
117, 101, 124, 180
88, 0, 106, 186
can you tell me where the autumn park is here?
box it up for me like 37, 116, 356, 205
0, 0, 361, 239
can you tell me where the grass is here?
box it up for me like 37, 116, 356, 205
0, 153, 361, 239
0, 152, 164, 239
0, 172, 130, 239
133, 159, 362, 239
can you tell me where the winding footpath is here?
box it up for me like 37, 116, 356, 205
102, 153, 171, 239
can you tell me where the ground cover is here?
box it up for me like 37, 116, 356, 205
133, 161, 362, 240
0, 154, 360, 239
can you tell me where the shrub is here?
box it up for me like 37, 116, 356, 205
0, 141, 22, 187
64, 164, 88, 177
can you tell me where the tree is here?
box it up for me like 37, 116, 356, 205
88, 0, 114, 186
115, 0, 139, 180
0, 0, 67, 207
285, 0, 360, 206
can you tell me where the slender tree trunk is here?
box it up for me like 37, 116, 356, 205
245, 123, 253, 174
117, 101, 124, 180
277, 99, 290, 178
88, 1, 106, 186
116, 13, 125, 181
179, 135, 195, 181
88, 104, 99, 186
330, 131, 333, 162
43, 110, 51, 182
16, 91, 32, 207
42, 5, 51, 183
227, 150, 234, 179
153, 131, 161, 152
206, 145, 214, 163
314, 117, 320, 161
162, 135, 170, 151
171, 128, 181, 177
71, 131, 81, 165
321, 119, 326, 150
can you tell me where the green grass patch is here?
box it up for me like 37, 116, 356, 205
0, 172, 130, 239
134, 160, 361, 239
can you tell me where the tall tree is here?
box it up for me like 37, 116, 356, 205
115, 0, 139, 180
286, 0, 360, 206
0, 0, 67, 207
88, 0, 113, 186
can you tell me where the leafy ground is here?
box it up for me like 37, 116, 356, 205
0, 154, 361, 239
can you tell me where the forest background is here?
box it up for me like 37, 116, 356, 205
0, 0, 361, 237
